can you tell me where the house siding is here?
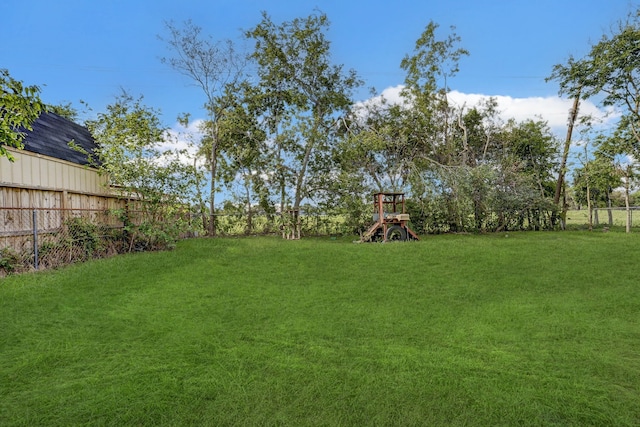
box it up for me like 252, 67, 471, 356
0, 147, 108, 196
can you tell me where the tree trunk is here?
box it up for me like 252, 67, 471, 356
276, 145, 287, 238
193, 157, 209, 234
587, 180, 592, 231
244, 174, 253, 235
208, 143, 218, 237
294, 140, 314, 209
554, 93, 580, 228
292, 125, 317, 238
607, 190, 613, 226
624, 169, 631, 233
280, 175, 286, 239
457, 110, 469, 167
292, 153, 310, 237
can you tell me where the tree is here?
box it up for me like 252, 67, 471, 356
0, 69, 45, 161
449, 99, 505, 230
551, 93, 581, 229
397, 22, 471, 230
337, 95, 412, 193
217, 82, 270, 234
399, 21, 469, 168
335, 22, 471, 232
246, 11, 362, 236
160, 20, 247, 236
85, 92, 196, 249
548, 8, 640, 231
47, 102, 79, 121
549, 8, 640, 161
618, 163, 638, 233
596, 129, 639, 232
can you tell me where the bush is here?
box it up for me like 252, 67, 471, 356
66, 217, 105, 259
0, 248, 24, 276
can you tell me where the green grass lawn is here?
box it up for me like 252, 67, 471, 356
1, 232, 639, 426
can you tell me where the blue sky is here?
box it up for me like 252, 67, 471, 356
3, 0, 636, 134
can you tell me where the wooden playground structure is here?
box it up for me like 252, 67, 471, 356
361, 192, 419, 242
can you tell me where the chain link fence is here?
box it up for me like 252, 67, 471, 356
0, 208, 128, 276
4, 204, 638, 276
566, 207, 639, 230
0, 206, 354, 276
213, 209, 350, 237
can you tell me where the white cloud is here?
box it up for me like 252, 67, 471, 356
379, 85, 405, 105
447, 90, 618, 133
162, 119, 204, 152
620, 154, 638, 167
366, 85, 620, 136
352, 84, 405, 113
159, 119, 206, 166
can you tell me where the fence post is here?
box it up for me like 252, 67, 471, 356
32, 209, 39, 270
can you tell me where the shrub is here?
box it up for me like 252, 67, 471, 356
0, 248, 23, 276
66, 217, 105, 259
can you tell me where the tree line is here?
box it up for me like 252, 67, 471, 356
3, 8, 639, 238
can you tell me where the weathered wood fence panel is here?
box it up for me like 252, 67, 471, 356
0, 185, 129, 253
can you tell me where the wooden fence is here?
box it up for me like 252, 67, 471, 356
0, 185, 125, 211
0, 185, 130, 253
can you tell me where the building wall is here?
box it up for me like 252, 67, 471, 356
0, 147, 108, 197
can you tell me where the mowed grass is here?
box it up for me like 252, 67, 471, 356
1, 233, 639, 426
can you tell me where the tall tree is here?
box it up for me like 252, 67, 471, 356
553, 93, 581, 229
217, 82, 269, 234
160, 20, 247, 236
85, 92, 196, 248
397, 22, 473, 230
449, 99, 504, 230
572, 154, 614, 231
550, 9, 640, 231
596, 127, 639, 232
549, 8, 640, 159
246, 11, 362, 235
337, 96, 402, 193
0, 69, 45, 161
399, 21, 469, 167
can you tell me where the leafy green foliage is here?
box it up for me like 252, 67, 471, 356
36, 216, 124, 270
46, 102, 79, 121
549, 8, 640, 162
66, 216, 104, 258
85, 92, 197, 250
572, 153, 620, 207
0, 69, 45, 161
0, 248, 24, 275
246, 11, 363, 218
400, 21, 469, 95
160, 20, 248, 236
336, 22, 560, 233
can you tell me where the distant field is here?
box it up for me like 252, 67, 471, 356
1, 233, 639, 425
565, 208, 638, 229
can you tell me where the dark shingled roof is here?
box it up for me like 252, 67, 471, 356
21, 112, 98, 166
